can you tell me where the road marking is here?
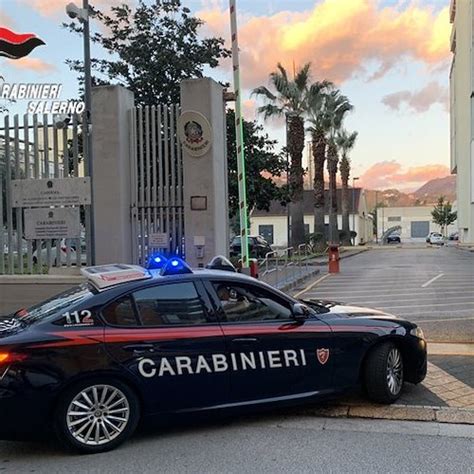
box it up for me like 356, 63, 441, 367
294, 274, 331, 298
376, 301, 474, 310
422, 273, 445, 288
306, 286, 474, 296
342, 295, 474, 305
417, 316, 474, 323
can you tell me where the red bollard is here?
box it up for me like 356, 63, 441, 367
249, 258, 259, 278
328, 245, 340, 273
238, 258, 259, 278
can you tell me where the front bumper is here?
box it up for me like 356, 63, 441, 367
403, 337, 427, 384
0, 368, 55, 440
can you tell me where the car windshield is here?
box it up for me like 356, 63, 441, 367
14, 284, 95, 325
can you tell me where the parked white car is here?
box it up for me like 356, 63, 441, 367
427, 233, 444, 246
33, 238, 87, 265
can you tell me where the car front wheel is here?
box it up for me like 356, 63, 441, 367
55, 379, 140, 454
364, 342, 404, 404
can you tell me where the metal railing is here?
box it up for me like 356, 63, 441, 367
259, 244, 312, 288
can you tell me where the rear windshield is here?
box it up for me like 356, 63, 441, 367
16, 284, 95, 325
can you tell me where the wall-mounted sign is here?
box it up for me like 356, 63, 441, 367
11, 177, 91, 207
24, 208, 80, 239
178, 110, 212, 157
149, 232, 169, 248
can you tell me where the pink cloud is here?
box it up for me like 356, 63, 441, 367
19, 0, 125, 17
7, 57, 56, 74
382, 82, 449, 113
358, 161, 450, 191
198, 0, 450, 89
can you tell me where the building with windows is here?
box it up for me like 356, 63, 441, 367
450, 0, 474, 243
250, 188, 373, 247
376, 206, 457, 242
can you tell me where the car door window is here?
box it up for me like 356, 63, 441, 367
102, 295, 139, 326
133, 282, 211, 326
212, 282, 292, 322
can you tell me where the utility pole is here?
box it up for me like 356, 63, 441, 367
352, 177, 359, 245
66, 0, 95, 264
229, 0, 249, 268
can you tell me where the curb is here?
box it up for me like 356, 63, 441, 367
301, 403, 474, 425
311, 248, 368, 266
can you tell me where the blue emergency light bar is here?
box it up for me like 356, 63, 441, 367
160, 256, 193, 276
147, 253, 169, 270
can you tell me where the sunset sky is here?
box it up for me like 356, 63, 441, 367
1, 0, 452, 191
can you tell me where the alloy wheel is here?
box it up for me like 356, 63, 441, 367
386, 348, 403, 395
66, 384, 130, 446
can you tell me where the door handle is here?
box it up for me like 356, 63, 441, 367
123, 343, 155, 353
231, 337, 259, 343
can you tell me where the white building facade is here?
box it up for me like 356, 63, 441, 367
450, 0, 474, 244
250, 188, 373, 247
376, 206, 457, 242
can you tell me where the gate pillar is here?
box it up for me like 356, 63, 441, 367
91, 85, 135, 265
180, 78, 229, 267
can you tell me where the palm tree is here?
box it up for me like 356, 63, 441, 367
306, 81, 334, 244
337, 129, 358, 245
253, 63, 311, 247
324, 91, 353, 243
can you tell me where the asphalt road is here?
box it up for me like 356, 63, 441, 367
0, 415, 472, 473
298, 246, 474, 343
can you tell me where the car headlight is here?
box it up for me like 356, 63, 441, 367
410, 327, 425, 340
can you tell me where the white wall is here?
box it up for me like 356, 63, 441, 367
250, 213, 372, 247
376, 206, 457, 240
450, 0, 474, 243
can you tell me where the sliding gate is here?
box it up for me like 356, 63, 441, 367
130, 105, 184, 265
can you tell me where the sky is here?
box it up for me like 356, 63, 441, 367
0, 0, 452, 192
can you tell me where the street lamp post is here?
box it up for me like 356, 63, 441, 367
66, 1, 95, 264
352, 177, 359, 246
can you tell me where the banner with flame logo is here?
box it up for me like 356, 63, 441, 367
0, 27, 45, 60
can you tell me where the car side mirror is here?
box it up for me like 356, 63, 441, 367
292, 303, 309, 322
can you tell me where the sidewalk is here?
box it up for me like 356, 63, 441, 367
302, 350, 474, 425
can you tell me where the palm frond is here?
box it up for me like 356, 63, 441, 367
257, 104, 284, 120
294, 62, 311, 91
252, 86, 277, 102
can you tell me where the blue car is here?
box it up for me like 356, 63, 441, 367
0, 256, 427, 453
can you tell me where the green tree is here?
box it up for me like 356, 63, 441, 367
325, 91, 353, 243
336, 129, 358, 245
253, 63, 311, 247
432, 196, 457, 237
226, 109, 288, 219
64, 0, 230, 105
306, 80, 334, 244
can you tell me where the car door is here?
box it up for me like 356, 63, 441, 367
102, 280, 230, 413
206, 279, 334, 403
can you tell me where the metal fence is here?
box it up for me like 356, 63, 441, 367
0, 113, 90, 274
130, 105, 184, 265
259, 244, 312, 289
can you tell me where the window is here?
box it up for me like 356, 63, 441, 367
102, 296, 138, 326
20, 284, 94, 326
212, 282, 292, 323
388, 216, 401, 222
133, 282, 209, 326
258, 225, 274, 245
304, 224, 310, 237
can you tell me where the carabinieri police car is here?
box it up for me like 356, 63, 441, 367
0, 255, 427, 453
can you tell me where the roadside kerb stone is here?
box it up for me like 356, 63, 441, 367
348, 404, 436, 422
436, 408, 474, 424
299, 403, 474, 425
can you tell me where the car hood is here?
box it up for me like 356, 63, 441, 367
301, 298, 398, 319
